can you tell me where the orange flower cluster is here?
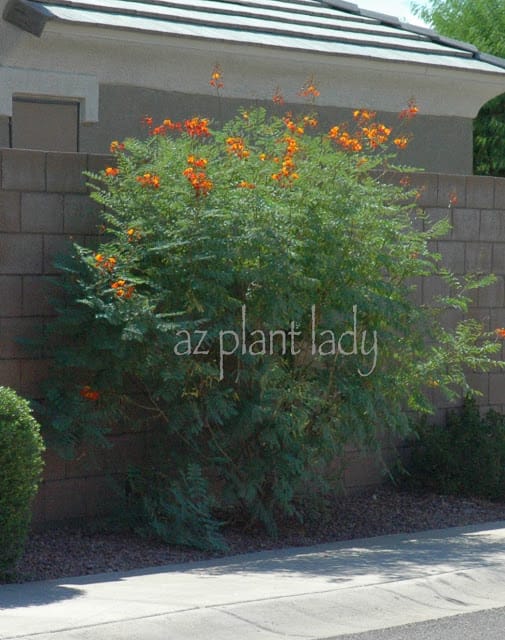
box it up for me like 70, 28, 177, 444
136, 173, 160, 188
95, 254, 117, 272
105, 166, 120, 177
399, 99, 419, 120
394, 136, 410, 150
272, 135, 300, 185
109, 140, 125, 153
238, 180, 255, 189
362, 123, 392, 149
80, 386, 100, 401
298, 77, 320, 99
111, 279, 135, 298
127, 227, 141, 242
353, 109, 376, 124
272, 86, 285, 105
328, 127, 363, 152
495, 328, 505, 339
184, 116, 211, 138
283, 114, 305, 136
183, 156, 212, 196
210, 64, 224, 89
303, 115, 318, 128
226, 137, 250, 159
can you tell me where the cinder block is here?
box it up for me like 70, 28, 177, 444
489, 373, 505, 405
63, 194, 101, 234
0, 317, 43, 359
492, 243, 505, 274
2, 149, 46, 191
21, 193, 64, 233
466, 175, 495, 209
43, 477, 87, 522
0, 233, 43, 274
42, 448, 67, 482
46, 152, 88, 193
43, 234, 78, 275
408, 172, 439, 208
0, 358, 21, 389
343, 451, 387, 489
84, 475, 119, 518
22, 275, 58, 316
422, 275, 451, 306
465, 243, 492, 273
0, 276, 23, 317
423, 207, 452, 238
87, 153, 113, 177
494, 178, 505, 208
19, 358, 50, 398
478, 276, 505, 308
464, 373, 489, 404
437, 241, 465, 273
480, 210, 505, 241
452, 209, 480, 241
0, 191, 21, 232
438, 174, 466, 208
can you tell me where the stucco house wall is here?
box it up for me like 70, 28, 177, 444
0, 0, 504, 173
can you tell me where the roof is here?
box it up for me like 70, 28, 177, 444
5, 0, 505, 76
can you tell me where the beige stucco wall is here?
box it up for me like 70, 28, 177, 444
74, 85, 472, 175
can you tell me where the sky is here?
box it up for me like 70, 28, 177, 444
354, 1, 430, 27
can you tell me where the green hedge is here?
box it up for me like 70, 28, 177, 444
0, 387, 44, 580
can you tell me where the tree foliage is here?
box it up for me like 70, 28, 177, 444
412, 0, 505, 175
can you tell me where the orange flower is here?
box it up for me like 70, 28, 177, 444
109, 140, 125, 153
394, 136, 409, 150
163, 118, 182, 131
95, 254, 116, 272
226, 137, 250, 159
127, 227, 141, 241
272, 86, 285, 105
187, 155, 208, 168
303, 115, 318, 128
183, 166, 213, 196
328, 126, 340, 139
210, 63, 224, 89
150, 125, 167, 136
495, 328, 505, 338
400, 176, 411, 187
363, 124, 391, 149
298, 76, 320, 99
399, 99, 419, 120
353, 109, 376, 123
136, 173, 161, 188
142, 116, 153, 127
259, 153, 267, 161
105, 167, 120, 177
184, 117, 211, 138
448, 191, 458, 207
238, 180, 255, 189
334, 132, 363, 152
80, 386, 100, 401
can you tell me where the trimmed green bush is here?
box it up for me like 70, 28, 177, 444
0, 387, 44, 580
402, 395, 505, 500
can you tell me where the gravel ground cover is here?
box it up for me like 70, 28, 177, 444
8, 486, 505, 584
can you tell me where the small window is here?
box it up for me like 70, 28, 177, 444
10, 98, 79, 152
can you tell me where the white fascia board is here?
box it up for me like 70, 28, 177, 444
0, 65, 99, 122
13, 21, 505, 119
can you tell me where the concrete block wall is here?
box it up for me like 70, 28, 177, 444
1, 149, 505, 522
0, 148, 149, 525
407, 172, 505, 418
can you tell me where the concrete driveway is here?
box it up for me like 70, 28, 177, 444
1, 521, 505, 639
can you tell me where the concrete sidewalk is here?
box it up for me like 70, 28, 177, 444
1, 521, 505, 640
